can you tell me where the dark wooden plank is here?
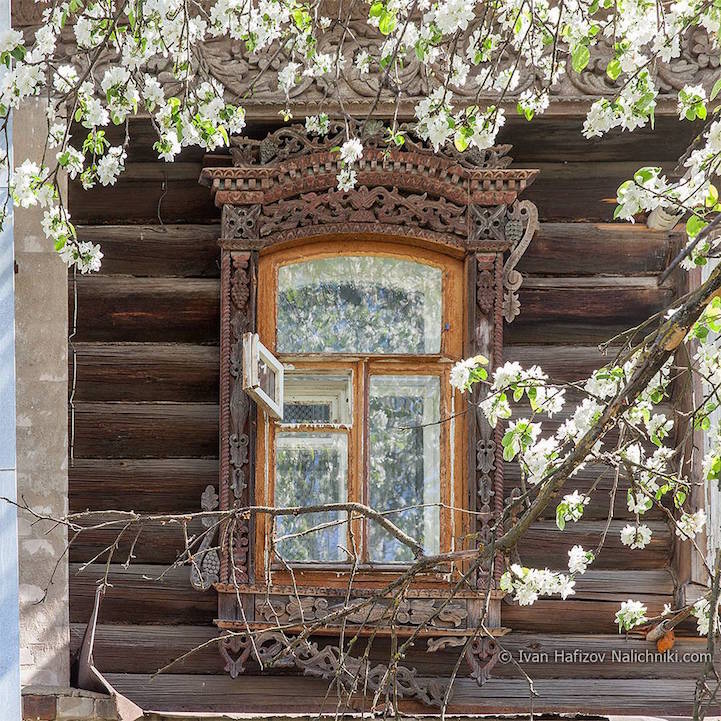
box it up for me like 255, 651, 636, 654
69, 564, 216, 625
70, 277, 668, 345
71, 343, 219, 402
518, 279, 674, 325
69, 162, 219, 225
522, 161, 678, 222
71, 624, 712, 680
504, 464, 663, 520
502, 597, 671, 634
76, 221, 675, 278
69, 458, 218, 513
71, 402, 218, 459
69, 514, 670, 568
518, 520, 671, 570
505, 345, 616, 382
103, 674, 709, 714
76, 225, 221, 278
520, 223, 677, 276
71, 277, 219, 343
501, 115, 694, 163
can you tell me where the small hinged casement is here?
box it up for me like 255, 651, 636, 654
242, 332, 284, 420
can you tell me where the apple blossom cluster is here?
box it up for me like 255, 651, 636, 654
1, 0, 720, 275
450, 294, 721, 637
499, 563, 576, 606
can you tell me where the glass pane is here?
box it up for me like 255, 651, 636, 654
368, 375, 440, 562
274, 432, 348, 562
277, 256, 442, 354
282, 372, 352, 425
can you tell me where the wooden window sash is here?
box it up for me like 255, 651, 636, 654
255, 241, 465, 588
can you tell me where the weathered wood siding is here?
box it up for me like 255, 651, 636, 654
67, 117, 715, 715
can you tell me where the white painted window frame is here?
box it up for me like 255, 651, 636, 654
242, 332, 284, 420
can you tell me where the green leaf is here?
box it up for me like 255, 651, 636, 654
606, 58, 622, 81
571, 44, 590, 73
710, 76, 721, 101
686, 214, 708, 238
369, 2, 384, 17
378, 10, 396, 34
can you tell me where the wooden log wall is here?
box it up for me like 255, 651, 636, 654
67, 116, 715, 715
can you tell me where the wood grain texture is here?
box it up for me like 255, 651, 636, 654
69, 623, 712, 680
520, 223, 677, 276
70, 402, 218, 458
69, 564, 216, 625
70, 277, 220, 343
71, 343, 219, 402
75, 221, 675, 278
100, 674, 712, 714
76, 225, 221, 277
69, 458, 218, 512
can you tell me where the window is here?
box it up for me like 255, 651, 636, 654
254, 241, 465, 577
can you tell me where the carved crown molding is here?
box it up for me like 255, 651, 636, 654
30, 15, 720, 117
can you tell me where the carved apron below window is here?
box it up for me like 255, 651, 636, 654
194, 121, 539, 706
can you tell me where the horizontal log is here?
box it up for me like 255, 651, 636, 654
523, 161, 678, 222
520, 223, 677, 276
69, 458, 218, 513
70, 624, 711, 680
502, 596, 670, 634
69, 174, 219, 225
501, 115, 694, 163
518, 520, 671, 570
68, 512, 670, 568
71, 402, 218, 459
505, 344, 616, 382
76, 225, 221, 277
517, 281, 674, 324
75, 221, 676, 279
71, 343, 219, 402
71, 277, 220, 343
69, 564, 216, 625
504, 464, 663, 520
103, 673, 708, 714
67, 564, 672, 631
71, 276, 670, 345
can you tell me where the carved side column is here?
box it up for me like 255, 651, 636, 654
219, 249, 257, 588
468, 252, 504, 592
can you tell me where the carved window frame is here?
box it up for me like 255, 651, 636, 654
195, 124, 539, 692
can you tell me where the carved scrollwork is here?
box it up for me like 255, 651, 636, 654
502, 200, 539, 323
230, 119, 513, 169
466, 637, 500, 686
219, 630, 449, 706
256, 595, 468, 629
425, 635, 500, 686
189, 485, 221, 591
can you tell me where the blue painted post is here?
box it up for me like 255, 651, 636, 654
0, 0, 20, 714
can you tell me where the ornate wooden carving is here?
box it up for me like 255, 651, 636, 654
199, 123, 537, 703
37, 20, 721, 113
189, 484, 221, 591
256, 595, 468, 628
219, 630, 448, 705
469, 253, 505, 588
425, 636, 500, 686
216, 250, 257, 586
